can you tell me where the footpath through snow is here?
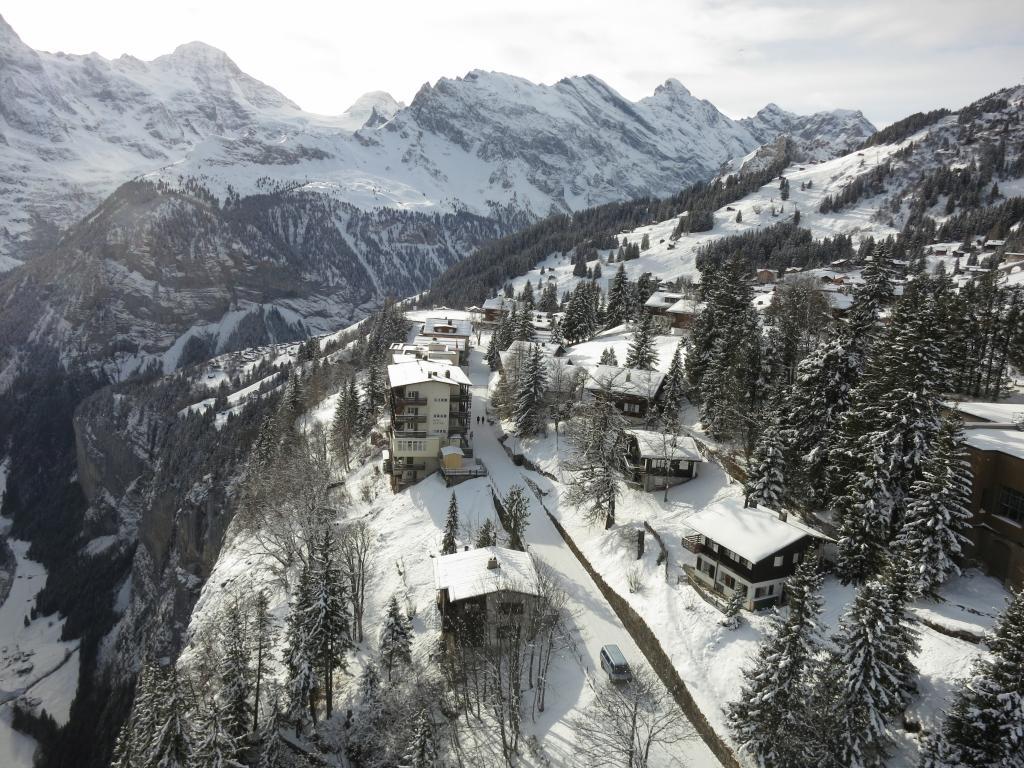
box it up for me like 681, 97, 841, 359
465, 346, 722, 767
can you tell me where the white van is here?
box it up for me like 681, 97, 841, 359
599, 644, 633, 682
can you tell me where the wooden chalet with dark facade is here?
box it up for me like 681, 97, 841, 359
622, 428, 704, 491
684, 499, 831, 610
584, 364, 665, 419
434, 546, 539, 646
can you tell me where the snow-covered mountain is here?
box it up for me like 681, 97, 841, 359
741, 102, 876, 161
0, 13, 868, 265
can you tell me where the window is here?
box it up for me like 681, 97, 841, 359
773, 555, 783, 567
754, 584, 776, 599
624, 402, 641, 414
998, 487, 1024, 524
793, 551, 801, 564
499, 601, 524, 615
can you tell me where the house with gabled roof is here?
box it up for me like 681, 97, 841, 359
434, 546, 540, 645
584, 364, 665, 419
684, 499, 832, 610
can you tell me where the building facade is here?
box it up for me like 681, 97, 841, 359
684, 500, 831, 610
384, 360, 473, 491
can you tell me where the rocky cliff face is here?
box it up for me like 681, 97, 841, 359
0, 179, 521, 382
740, 102, 876, 161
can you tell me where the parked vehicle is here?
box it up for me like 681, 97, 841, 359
599, 644, 633, 682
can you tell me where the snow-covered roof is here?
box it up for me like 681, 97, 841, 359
387, 360, 471, 388
482, 297, 521, 311
412, 335, 468, 350
963, 428, 1024, 461
944, 400, 1024, 424
423, 317, 472, 337
505, 340, 564, 357
584, 365, 665, 399
434, 546, 540, 602
624, 429, 703, 462
644, 291, 684, 310
826, 291, 854, 311
440, 446, 464, 457
666, 298, 702, 315
684, 498, 830, 564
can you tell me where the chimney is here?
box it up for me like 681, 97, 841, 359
445, 370, 451, 378
487, 556, 499, 570
778, 510, 788, 523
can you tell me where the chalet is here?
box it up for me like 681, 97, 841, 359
685, 499, 832, 610
829, 258, 853, 272
944, 400, 1024, 590
434, 546, 540, 645
481, 297, 522, 323
755, 268, 778, 284
383, 360, 480, 491
622, 428, 704, 491
644, 290, 685, 320
584, 364, 665, 419
422, 316, 472, 341
1004, 252, 1024, 264
664, 298, 702, 332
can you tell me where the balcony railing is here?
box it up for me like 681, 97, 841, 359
391, 429, 427, 438
393, 462, 426, 473
394, 396, 428, 406
393, 413, 427, 424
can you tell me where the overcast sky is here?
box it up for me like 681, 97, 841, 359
4, 0, 1023, 127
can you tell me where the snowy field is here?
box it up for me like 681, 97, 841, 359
0, 541, 81, 768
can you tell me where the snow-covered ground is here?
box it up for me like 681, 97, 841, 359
0, 541, 81, 768
487, 319, 1008, 767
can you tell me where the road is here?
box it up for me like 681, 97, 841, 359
465, 345, 721, 767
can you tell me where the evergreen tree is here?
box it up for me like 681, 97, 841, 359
659, 341, 686, 424
599, 347, 618, 366
219, 599, 253, 743
514, 304, 536, 342
513, 344, 548, 437
920, 590, 1024, 768
191, 706, 244, 768
895, 416, 973, 598
441, 492, 459, 555
378, 594, 413, 681
519, 280, 535, 310
605, 263, 633, 328
332, 378, 362, 471
284, 563, 316, 732
745, 423, 786, 510
831, 578, 913, 767
502, 484, 531, 551
735, 209, 742, 223
548, 315, 564, 346
835, 431, 897, 585
257, 705, 285, 768
250, 590, 277, 733
404, 709, 437, 768
302, 528, 353, 720
640, 233, 651, 250
726, 556, 825, 768
475, 519, 497, 548
625, 311, 658, 370
565, 396, 626, 529
148, 668, 192, 768
486, 329, 502, 371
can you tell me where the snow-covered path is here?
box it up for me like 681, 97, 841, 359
465, 347, 721, 767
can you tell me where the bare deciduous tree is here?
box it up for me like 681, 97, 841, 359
338, 519, 374, 644
572, 666, 694, 768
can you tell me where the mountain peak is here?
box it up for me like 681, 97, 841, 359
654, 78, 692, 98
160, 41, 239, 71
